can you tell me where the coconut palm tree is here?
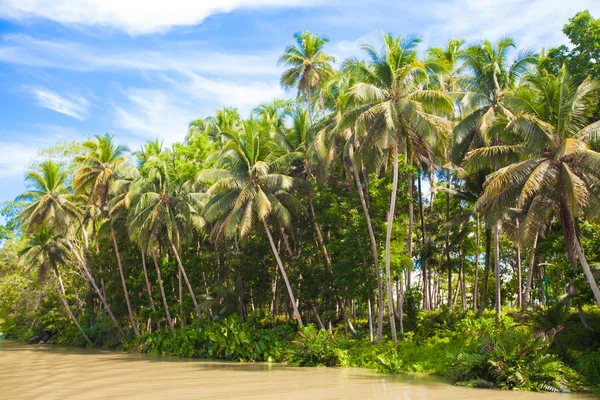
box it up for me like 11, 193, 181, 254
473, 67, 600, 306
73, 134, 139, 336
19, 160, 123, 334
199, 121, 307, 326
343, 32, 453, 343
19, 160, 81, 234
128, 151, 205, 320
454, 38, 537, 318
19, 225, 92, 345
279, 31, 335, 124
280, 33, 336, 289
427, 39, 466, 306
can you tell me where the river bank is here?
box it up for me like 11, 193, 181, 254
6, 308, 599, 394
0, 340, 594, 400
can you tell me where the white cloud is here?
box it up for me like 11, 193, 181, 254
426, 0, 600, 49
0, 34, 281, 77
114, 88, 197, 146
0, 141, 37, 179
0, 0, 321, 35
26, 86, 91, 120
114, 72, 285, 146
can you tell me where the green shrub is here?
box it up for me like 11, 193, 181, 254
448, 327, 579, 392
577, 350, 600, 391
286, 325, 340, 367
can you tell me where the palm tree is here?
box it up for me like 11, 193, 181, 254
19, 160, 123, 334
199, 121, 307, 326
19, 225, 92, 345
74, 134, 139, 336
454, 38, 537, 318
473, 67, 600, 306
427, 39, 466, 306
128, 151, 204, 319
279, 31, 335, 124
280, 33, 336, 290
19, 160, 81, 234
344, 32, 453, 343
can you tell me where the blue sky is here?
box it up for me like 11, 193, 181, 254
1, 0, 599, 206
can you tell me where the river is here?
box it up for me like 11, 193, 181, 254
0, 340, 592, 399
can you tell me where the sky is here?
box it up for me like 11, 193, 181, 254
1, 0, 600, 207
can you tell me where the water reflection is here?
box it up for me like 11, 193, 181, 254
0, 340, 591, 400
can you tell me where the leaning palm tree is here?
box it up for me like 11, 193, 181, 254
198, 121, 307, 326
73, 134, 139, 337
473, 67, 600, 306
128, 151, 204, 319
19, 225, 92, 345
343, 32, 453, 343
279, 31, 336, 124
18, 160, 123, 334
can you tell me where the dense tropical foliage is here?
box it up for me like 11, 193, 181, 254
2, 10, 600, 393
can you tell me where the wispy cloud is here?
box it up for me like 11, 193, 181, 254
424, 0, 600, 48
0, 34, 282, 76
0, 0, 322, 35
114, 88, 198, 146
26, 86, 91, 120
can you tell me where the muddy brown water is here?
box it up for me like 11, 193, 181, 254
0, 340, 593, 399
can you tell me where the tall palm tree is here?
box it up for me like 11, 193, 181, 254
280, 33, 336, 290
19, 160, 123, 334
199, 121, 307, 326
128, 151, 205, 319
74, 134, 139, 336
454, 38, 537, 318
279, 31, 335, 124
344, 32, 453, 343
19, 225, 92, 345
427, 39, 466, 306
473, 68, 600, 306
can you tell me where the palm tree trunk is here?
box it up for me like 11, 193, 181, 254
110, 225, 139, 337
559, 201, 600, 306
418, 171, 429, 311
152, 247, 174, 333
575, 241, 600, 306
350, 156, 383, 343
407, 171, 414, 290
306, 190, 331, 267
396, 276, 404, 335
445, 169, 451, 307
367, 297, 374, 342
478, 227, 492, 315
523, 233, 538, 306
65, 239, 124, 336
169, 240, 201, 317
515, 218, 522, 309
52, 271, 92, 345
141, 250, 156, 312
494, 222, 501, 322
384, 143, 399, 344
339, 298, 357, 335
262, 218, 303, 326
460, 252, 467, 311
473, 214, 480, 311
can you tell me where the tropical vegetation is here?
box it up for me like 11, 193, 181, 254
2, 10, 600, 393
